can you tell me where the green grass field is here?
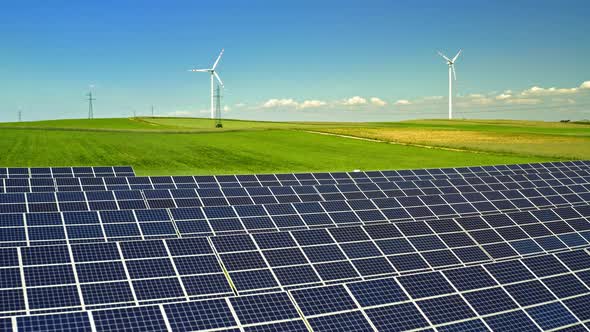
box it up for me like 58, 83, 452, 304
0, 117, 586, 175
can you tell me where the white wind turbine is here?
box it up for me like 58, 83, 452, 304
189, 49, 224, 119
437, 50, 462, 119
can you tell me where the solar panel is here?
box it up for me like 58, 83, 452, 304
2, 161, 590, 330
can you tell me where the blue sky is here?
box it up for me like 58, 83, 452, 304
1, 0, 589, 122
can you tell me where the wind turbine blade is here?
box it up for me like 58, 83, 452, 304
437, 51, 451, 63
212, 49, 224, 70
452, 65, 457, 80
214, 72, 224, 86
452, 49, 462, 63
189, 69, 210, 72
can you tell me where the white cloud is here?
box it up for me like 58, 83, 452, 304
423, 96, 443, 101
262, 98, 299, 108
521, 86, 578, 96
505, 98, 542, 105
394, 99, 411, 105
370, 97, 387, 106
343, 96, 367, 106
581, 81, 590, 89
223, 106, 231, 112
299, 100, 327, 109
496, 93, 512, 100
234, 103, 246, 108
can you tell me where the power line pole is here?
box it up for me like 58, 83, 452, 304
86, 91, 95, 119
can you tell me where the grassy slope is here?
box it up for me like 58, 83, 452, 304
0, 117, 577, 175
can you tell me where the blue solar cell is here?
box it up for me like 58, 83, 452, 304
170, 207, 205, 220
263, 248, 308, 267
183, 274, 233, 296
523, 254, 569, 277
292, 285, 357, 316
309, 311, 374, 332
132, 277, 184, 301
314, 261, 359, 281
348, 277, 407, 306
26, 212, 62, 226
484, 310, 541, 331
126, 258, 176, 278
99, 210, 135, 223
174, 255, 221, 275
202, 206, 237, 219
398, 272, 455, 299
418, 294, 476, 324
230, 292, 299, 325
389, 253, 429, 271
212, 234, 256, 253
104, 223, 141, 238
120, 240, 168, 259
366, 303, 429, 331
543, 274, 589, 298
27, 285, 81, 310
167, 237, 213, 256
28, 226, 66, 241
76, 261, 127, 283
221, 251, 267, 271
275, 264, 321, 285
437, 319, 489, 332
135, 209, 170, 222
253, 231, 296, 249
463, 287, 518, 315
485, 260, 536, 283
564, 294, 590, 321
303, 245, 346, 262
338, 242, 381, 260
22, 245, 70, 265
527, 302, 579, 330
82, 281, 135, 305
0, 268, 21, 288
353, 257, 395, 276
17, 312, 91, 332
25, 264, 75, 286
557, 250, 590, 270
535, 235, 567, 251
244, 320, 308, 332
0, 227, 25, 242
234, 205, 267, 217
165, 298, 237, 331
93, 305, 167, 332
505, 280, 556, 306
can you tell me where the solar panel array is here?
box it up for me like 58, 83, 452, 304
1, 161, 590, 331
0, 166, 135, 179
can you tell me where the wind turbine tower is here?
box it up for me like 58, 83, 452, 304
189, 49, 225, 119
18, 108, 22, 122
437, 50, 462, 119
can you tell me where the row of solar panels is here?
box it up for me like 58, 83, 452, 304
0, 169, 587, 218
1, 241, 589, 330
0, 166, 135, 178
0, 180, 588, 247
0, 203, 589, 316
1, 162, 588, 193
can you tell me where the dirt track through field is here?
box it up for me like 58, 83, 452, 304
304, 130, 493, 154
